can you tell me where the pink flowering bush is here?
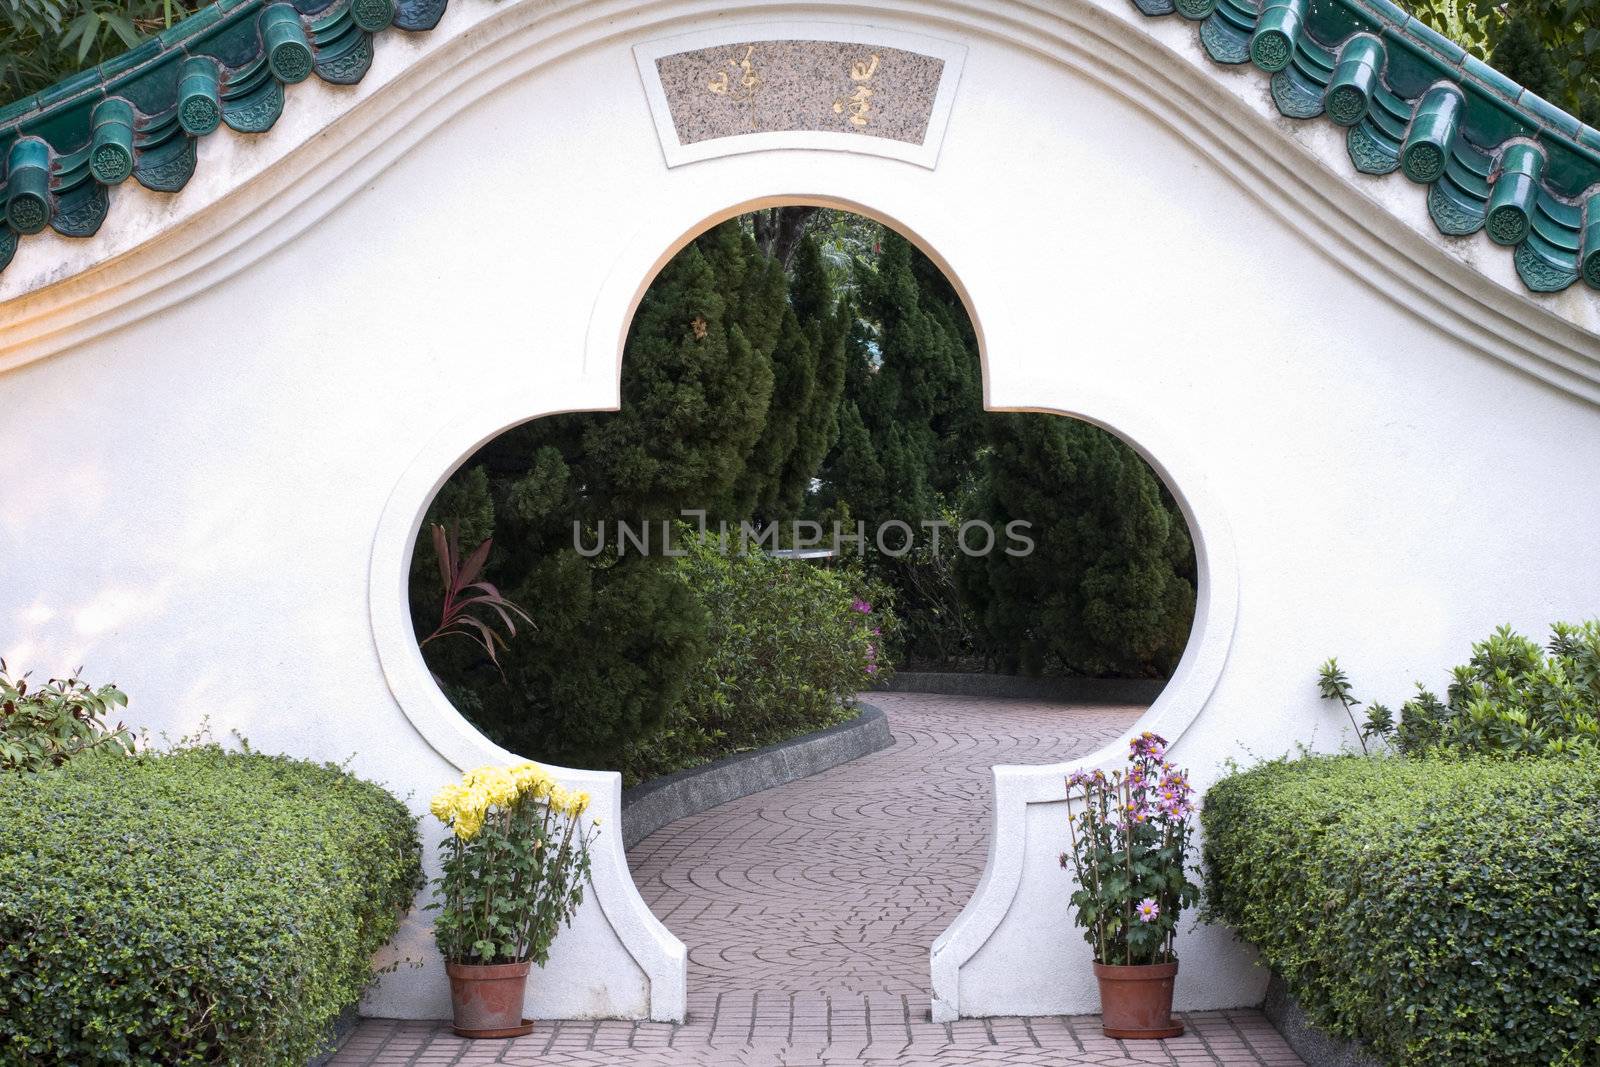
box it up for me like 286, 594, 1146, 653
1060, 731, 1200, 965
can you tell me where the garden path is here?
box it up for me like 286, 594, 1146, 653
334, 693, 1303, 1065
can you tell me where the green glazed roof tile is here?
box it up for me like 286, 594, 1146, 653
1544, 141, 1596, 198
133, 132, 196, 192
1400, 17, 1466, 66
50, 181, 109, 237
1272, 66, 1326, 118
1201, 13, 1253, 64
222, 79, 285, 133
1428, 179, 1483, 235
3, 0, 1600, 296
1348, 117, 1401, 173
1444, 151, 1489, 195
1460, 55, 1518, 102
1532, 197, 1580, 250
1378, 26, 1454, 96
1370, 82, 1409, 121
315, 32, 375, 84
392, 0, 445, 32
98, 40, 166, 84
1140, 0, 1600, 294
1515, 248, 1576, 291
1132, 0, 1178, 17
1216, 0, 1256, 25
1459, 94, 1537, 152
107, 52, 185, 116
1303, 46, 1337, 75
1518, 91, 1582, 139
33, 69, 102, 112
0, 95, 40, 128
1360, 0, 1409, 26
1302, 2, 1375, 45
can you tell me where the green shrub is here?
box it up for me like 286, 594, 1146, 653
0, 660, 135, 772
2, 0, 204, 105
0, 746, 422, 1066
1324, 621, 1600, 759
1203, 754, 1600, 1066
621, 534, 892, 782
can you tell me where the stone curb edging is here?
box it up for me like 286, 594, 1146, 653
1263, 973, 1384, 1067
620, 703, 893, 848
876, 671, 1165, 705
310, 1005, 361, 1067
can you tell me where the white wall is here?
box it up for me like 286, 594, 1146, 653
3, 0, 1598, 1024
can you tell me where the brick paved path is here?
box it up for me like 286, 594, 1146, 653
334, 693, 1302, 1065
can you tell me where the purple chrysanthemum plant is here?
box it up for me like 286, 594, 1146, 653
1059, 731, 1200, 966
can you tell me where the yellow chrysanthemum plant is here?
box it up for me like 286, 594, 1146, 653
426, 761, 600, 967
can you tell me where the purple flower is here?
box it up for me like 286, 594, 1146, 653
851, 599, 873, 614
1130, 731, 1169, 762
1136, 898, 1160, 923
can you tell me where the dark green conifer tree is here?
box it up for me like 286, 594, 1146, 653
959, 413, 1195, 677
414, 222, 788, 767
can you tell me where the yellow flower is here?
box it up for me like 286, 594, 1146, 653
429, 783, 466, 825
547, 785, 570, 814
477, 767, 519, 809
454, 808, 485, 840
509, 761, 556, 800
433, 762, 588, 836
543, 786, 590, 819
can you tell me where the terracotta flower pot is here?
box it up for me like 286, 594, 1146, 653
446, 960, 534, 1038
1093, 960, 1183, 1039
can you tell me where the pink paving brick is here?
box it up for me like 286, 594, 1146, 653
332, 694, 1301, 1066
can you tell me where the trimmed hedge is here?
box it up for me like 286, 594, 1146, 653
0, 747, 422, 1065
1203, 755, 1600, 1066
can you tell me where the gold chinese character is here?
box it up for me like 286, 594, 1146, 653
707, 46, 761, 127
833, 52, 880, 129
849, 53, 880, 83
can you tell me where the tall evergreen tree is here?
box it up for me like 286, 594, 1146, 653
413, 209, 1200, 774
577, 234, 775, 521
413, 222, 786, 767
819, 229, 982, 527
763, 235, 850, 518
959, 414, 1195, 677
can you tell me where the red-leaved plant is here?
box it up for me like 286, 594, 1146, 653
420, 524, 533, 667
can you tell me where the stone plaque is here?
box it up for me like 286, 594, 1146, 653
634, 24, 966, 169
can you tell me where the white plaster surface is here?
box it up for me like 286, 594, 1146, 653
2, 0, 1599, 1026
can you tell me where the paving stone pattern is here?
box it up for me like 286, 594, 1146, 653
334, 693, 1303, 1066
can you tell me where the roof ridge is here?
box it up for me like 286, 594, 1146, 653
0, 0, 447, 274
2, 0, 1599, 293
1140, 0, 1600, 291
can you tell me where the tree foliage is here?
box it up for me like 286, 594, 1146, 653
413, 220, 851, 772
2, 0, 200, 104
960, 414, 1195, 677
416, 210, 1198, 775
1409, 0, 1600, 124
